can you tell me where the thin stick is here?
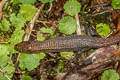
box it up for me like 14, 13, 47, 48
75, 14, 82, 35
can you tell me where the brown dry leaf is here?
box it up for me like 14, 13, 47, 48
0, 35, 9, 43
112, 10, 120, 31
112, 10, 119, 19
92, 0, 109, 5
117, 18, 120, 31
0, 0, 6, 20
86, 46, 120, 63
117, 63, 120, 75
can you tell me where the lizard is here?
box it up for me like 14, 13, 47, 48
14, 34, 120, 53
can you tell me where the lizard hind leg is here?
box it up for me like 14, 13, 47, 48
73, 48, 91, 62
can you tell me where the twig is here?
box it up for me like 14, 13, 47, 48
75, 14, 82, 35
0, 42, 8, 43
48, 3, 53, 12
38, 20, 50, 27
15, 4, 45, 68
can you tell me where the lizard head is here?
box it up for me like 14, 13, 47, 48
14, 41, 32, 53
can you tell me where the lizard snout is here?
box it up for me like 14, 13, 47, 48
14, 41, 31, 53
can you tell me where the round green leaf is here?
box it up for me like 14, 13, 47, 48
19, 52, 46, 71
102, 69, 119, 80
58, 16, 77, 35
112, 0, 120, 9
64, 0, 81, 16
60, 52, 73, 59
2, 63, 15, 75
40, 27, 54, 38
37, 35, 45, 41
10, 13, 26, 28
13, 0, 36, 4
0, 73, 8, 80
21, 75, 32, 80
96, 23, 111, 37
0, 44, 10, 68
20, 4, 37, 21
0, 18, 10, 31
39, 0, 54, 3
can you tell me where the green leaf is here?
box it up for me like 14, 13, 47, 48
64, 0, 81, 16
10, 13, 26, 28
0, 44, 10, 68
39, 0, 54, 3
13, 0, 36, 4
58, 16, 77, 35
102, 69, 119, 80
9, 28, 25, 53
57, 60, 65, 73
0, 18, 10, 31
20, 4, 37, 21
0, 73, 8, 80
96, 23, 111, 37
0, 44, 10, 55
112, 0, 120, 9
40, 27, 54, 38
2, 63, 15, 75
37, 34, 45, 41
19, 52, 46, 71
0, 44, 14, 78
0, 55, 10, 68
21, 75, 32, 80
60, 52, 73, 59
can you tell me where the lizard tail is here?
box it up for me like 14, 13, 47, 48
93, 33, 120, 47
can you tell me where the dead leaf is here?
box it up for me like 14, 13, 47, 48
0, 0, 6, 20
